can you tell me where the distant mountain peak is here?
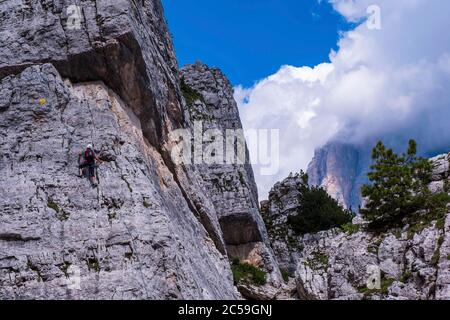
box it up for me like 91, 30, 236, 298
306, 141, 371, 211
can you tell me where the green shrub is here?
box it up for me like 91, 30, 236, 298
400, 271, 413, 283
340, 222, 361, 234
431, 251, 440, 266
305, 251, 329, 270
231, 258, 267, 286
280, 269, 290, 283
407, 208, 447, 239
180, 77, 204, 107
47, 199, 59, 212
431, 236, 444, 267
47, 199, 70, 221
287, 171, 353, 235
436, 217, 446, 229
143, 200, 151, 208
361, 140, 450, 230
59, 262, 72, 278
87, 258, 100, 273
444, 178, 450, 193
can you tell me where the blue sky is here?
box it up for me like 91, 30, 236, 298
163, 0, 450, 199
162, 0, 351, 87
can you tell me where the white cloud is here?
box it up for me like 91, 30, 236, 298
236, 0, 450, 199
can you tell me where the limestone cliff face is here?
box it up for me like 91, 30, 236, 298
0, 64, 238, 299
0, 1, 280, 299
307, 142, 371, 211
263, 154, 450, 300
179, 63, 284, 299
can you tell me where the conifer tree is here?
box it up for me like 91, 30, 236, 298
288, 171, 353, 235
361, 140, 449, 229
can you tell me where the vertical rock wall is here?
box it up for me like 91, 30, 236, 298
0, 1, 280, 299
180, 63, 284, 298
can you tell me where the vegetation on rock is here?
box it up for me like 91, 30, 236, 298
358, 275, 395, 297
340, 222, 361, 234
361, 140, 450, 230
287, 171, 353, 235
180, 77, 204, 107
280, 268, 290, 283
47, 199, 70, 221
231, 258, 267, 286
305, 251, 329, 271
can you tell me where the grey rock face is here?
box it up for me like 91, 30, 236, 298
307, 142, 371, 211
260, 176, 303, 275
431, 153, 450, 181
0, 1, 278, 299
263, 154, 450, 300
179, 63, 283, 297
0, 0, 182, 150
0, 64, 239, 299
181, 63, 261, 242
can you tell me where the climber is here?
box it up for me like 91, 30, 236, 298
78, 144, 100, 187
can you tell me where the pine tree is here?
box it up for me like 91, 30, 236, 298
288, 171, 353, 235
361, 140, 449, 229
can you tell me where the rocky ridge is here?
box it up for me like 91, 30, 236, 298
179, 62, 286, 299
263, 153, 450, 300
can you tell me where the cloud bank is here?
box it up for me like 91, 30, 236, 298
236, 0, 450, 199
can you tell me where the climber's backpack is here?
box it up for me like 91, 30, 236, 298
84, 148, 95, 162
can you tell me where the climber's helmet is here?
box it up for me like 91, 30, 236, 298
87, 144, 93, 150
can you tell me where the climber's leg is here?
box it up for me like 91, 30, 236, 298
78, 162, 87, 178
88, 164, 98, 186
